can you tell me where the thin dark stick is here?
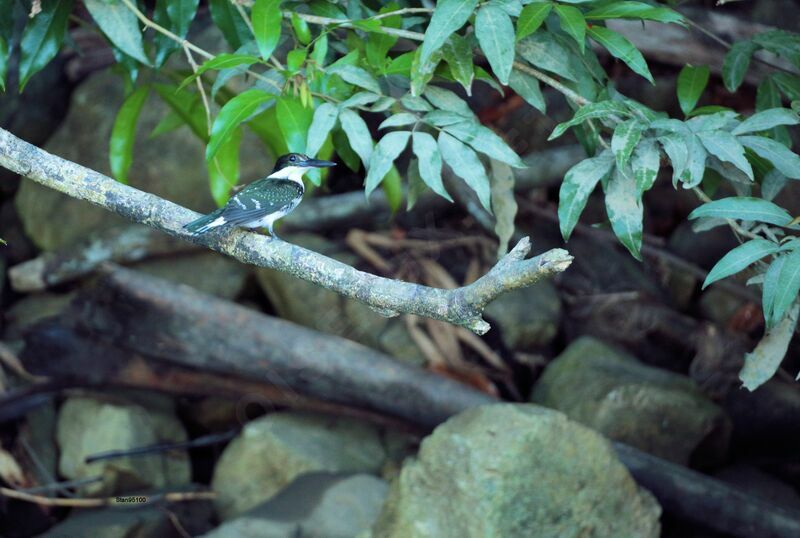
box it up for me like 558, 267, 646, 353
84, 429, 238, 464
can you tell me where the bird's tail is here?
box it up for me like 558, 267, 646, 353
183, 208, 227, 235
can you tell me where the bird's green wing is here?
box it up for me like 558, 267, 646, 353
220, 178, 303, 226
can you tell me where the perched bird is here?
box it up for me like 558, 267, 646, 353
184, 153, 336, 238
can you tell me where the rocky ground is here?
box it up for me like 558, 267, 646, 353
3, 5, 800, 537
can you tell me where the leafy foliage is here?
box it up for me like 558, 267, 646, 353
7, 0, 800, 390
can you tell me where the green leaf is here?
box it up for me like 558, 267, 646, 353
311, 33, 329, 67
153, 0, 200, 67
209, 0, 251, 49
680, 133, 708, 189
548, 100, 630, 140
475, 5, 515, 85
739, 135, 800, 179
657, 133, 688, 186
419, 0, 479, 66
733, 108, 800, 135
276, 96, 313, 153
677, 65, 709, 116
0, 0, 13, 91
763, 255, 786, 329
366, 5, 401, 70
178, 54, 261, 91
443, 120, 525, 168
587, 25, 653, 83
306, 102, 338, 158
332, 127, 361, 172
585, 1, 684, 23
339, 108, 373, 169
208, 127, 242, 206
740, 302, 799, 391
439, 131, 492, 212
423, 86, 473, 117
558, 150, 615, 240
385, 51, 413, 77
722, 40, 757, 92
252, 0, 282, 61
516, 1, 552, 41
19, 0, 74, 91
697, 130, 754, 181
291, 12, 311, 45
704, 239, 780, 289
424, 110, 470, 127
773, 73, 800, 101
753, 30, 800, 68
84, 0, 150, 65
688, 197, 792, 226
365, 131, 411, 197
490, 159, 517, 257
150, 109, 185, 139
517, 32, 579, 82
379, 113, 418, 129
407, 159, 425, 210
756, 78, 792, 148
762, 168, 787, 201
604, 166, 643, 260
153, 84, 208, 141
411, 132, 452, 201
554, 4, 586, 52
109, 86, 149, 185
611, 119, 644, 169
411, 46, 443, 96
770, 249, 800, 343
328, 65, 381, 94
382, 165, 404, 214
207, 89, 274, 161
508, 69, 546, 113
286, 49, 307, 72
442, 34, 475, 95
631, 137, 660, 193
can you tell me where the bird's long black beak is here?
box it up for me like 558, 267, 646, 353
304, 159, 337, 168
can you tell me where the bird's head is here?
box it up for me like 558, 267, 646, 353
270, 153, 336, 182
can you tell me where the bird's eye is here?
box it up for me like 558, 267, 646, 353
289, 155, 296, 162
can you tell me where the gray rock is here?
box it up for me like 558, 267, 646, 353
3, 292, 74, 340
39, 490, 215, 538
531, 336, 730, 465
132, 251, 249, 299
370, 403, 660, 538
484, 281, 562, 350
212, 411, 386, 520
19, 402, 58, 485
203, 472, 388, 538
668, 221, 738, 272
39, 505, 173, 538
256, 234, 426, 365
14, 60, 271, 251
56, 395, 191, 496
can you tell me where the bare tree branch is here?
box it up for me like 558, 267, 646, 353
0, 127, 572, 334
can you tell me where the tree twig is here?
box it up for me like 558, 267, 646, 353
0, 128, 571, 334
0, 486, 215, 508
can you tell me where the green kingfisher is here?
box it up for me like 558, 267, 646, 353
184, 153, 336, 237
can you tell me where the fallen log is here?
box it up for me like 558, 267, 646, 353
18, 266, 800, 537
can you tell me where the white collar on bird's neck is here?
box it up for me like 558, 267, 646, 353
267, 166, 307, 186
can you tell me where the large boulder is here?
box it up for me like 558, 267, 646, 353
203, 473, 388, 538
370, 404, 661, 538
484, 281, 562, 350
56, 395, 191, 496
531, 337, 730, 465
132, 251, 249, 300
211, 411, 387, 520
14, 62, 271, 251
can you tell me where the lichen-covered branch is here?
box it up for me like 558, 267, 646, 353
0, 128, 572, 334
